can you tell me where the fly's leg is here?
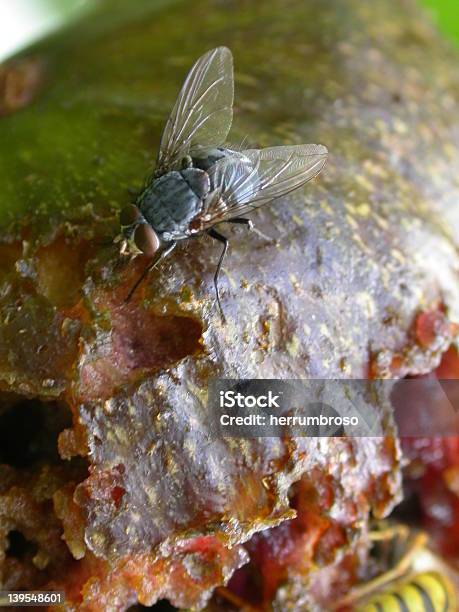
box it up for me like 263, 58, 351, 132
208, 228, 229, 323
229, 217, 252, 227
229, 217, 274, 242
125, 241, 177, 303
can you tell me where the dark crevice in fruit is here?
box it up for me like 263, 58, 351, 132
6, 530, 38, 560
0, 397, 72, 468
128, 602, 176, 611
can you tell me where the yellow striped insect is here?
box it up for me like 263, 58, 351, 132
336, 523, 458, 612
357, 570, 457, 611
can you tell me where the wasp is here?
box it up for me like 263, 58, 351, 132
337, 522, 458, 612
356, 571, 456, 612
118, 47, 328, 318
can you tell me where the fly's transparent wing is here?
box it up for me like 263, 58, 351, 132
155, 47, 234, 176
196, 144, 328, 228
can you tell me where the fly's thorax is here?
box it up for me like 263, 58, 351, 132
137, 168, 211, 240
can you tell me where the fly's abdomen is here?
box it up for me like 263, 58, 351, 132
194, 147, 260, 209
192, 147, 233, 171
138, 168, 210, 240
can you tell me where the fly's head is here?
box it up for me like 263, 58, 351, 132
118, 204, 161, 258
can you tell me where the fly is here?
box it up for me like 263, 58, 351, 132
118, 46, 328, 320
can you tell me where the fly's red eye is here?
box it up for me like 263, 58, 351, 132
133, 224, 160, 257
119, 204, 142, 226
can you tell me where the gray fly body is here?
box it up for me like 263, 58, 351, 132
119, 47, 328, 320
137, 168, 210, 241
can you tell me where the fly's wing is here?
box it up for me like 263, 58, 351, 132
196, 144, 328, 228
155, 47, 234, 176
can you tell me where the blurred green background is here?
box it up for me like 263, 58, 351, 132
422, 0, 459, 44
1, 0, 459, 62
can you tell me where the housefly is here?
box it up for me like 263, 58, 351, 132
118, 46, 328, 319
